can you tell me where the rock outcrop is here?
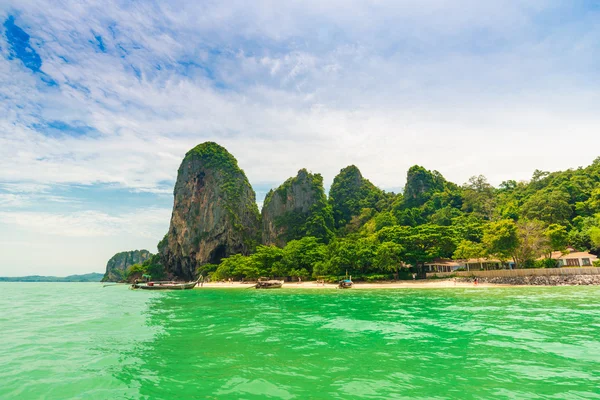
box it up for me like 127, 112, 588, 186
458, 275, 600, 286
403, 165, 447, 208
160, 142, 261, 280
329, 165, 383, 229
261, 169, 333, 247
102, 250, 152, 282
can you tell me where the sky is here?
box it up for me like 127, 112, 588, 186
1, 1, 599, 276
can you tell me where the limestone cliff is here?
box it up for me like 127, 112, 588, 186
102, 249, 152, 282
261, 169, 334, 247
329, 165, 384, 229
160, 142, 260, 280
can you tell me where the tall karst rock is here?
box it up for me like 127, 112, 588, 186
102, 250, 152, 282
261, 169, 334, 247
329, 165, 384, 229
402, 165, 447, 208
160, 142, 260, 280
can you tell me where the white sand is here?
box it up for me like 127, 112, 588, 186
197, 280, 504, 289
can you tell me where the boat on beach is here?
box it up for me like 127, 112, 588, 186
338, 279, 353, 289
131, 278, 199, 290
255, 279, 284, 289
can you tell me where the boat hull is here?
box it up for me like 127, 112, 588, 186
255, 280, 283, 289
132, 281, 198, 290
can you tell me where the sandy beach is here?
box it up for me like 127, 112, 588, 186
197, 279, 502, 289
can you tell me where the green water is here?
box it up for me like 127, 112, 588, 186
1, 284, 600, 399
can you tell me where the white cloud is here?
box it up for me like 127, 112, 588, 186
1, 1, 600, 275
1, 1, 599, 194
0, 207, 170, 237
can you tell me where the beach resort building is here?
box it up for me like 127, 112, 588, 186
424, 258, 515, 273
547, 249, 597, 267
423, 248, 597, 273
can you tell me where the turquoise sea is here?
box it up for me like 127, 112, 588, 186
1, 283, 600, 399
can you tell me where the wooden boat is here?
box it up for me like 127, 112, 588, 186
131, 278, 199, 290
338, 279, 353, 289
255, 279, 283, 289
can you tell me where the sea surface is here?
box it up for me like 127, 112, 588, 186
1, 283, 600, 399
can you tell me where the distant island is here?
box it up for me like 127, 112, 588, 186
0, 273, 104, 282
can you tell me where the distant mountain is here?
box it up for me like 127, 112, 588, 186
0, 273, 104, 282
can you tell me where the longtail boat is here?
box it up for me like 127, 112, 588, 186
255, 279, 283, 289
338, 279, 353, 289
131, 278, 200, 290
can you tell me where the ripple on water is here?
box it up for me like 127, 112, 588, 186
2, 285, 600, 399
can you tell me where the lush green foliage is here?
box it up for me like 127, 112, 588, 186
329, 165, 384, 229
264, 169, 334, 244
125, 255, 166, 282
193, 157, 600, 280
183, 141, 260, 231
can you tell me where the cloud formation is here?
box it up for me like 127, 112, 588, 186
1, 1, 599, 274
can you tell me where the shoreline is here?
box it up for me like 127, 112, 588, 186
197, 280, 510, 289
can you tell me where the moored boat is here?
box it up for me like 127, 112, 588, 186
131, 278, 200, 290
338, 279, 353, 289
255, 279, 284, 289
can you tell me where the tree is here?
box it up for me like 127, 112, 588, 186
428, 206, 462, 226
213, 254, 248, 280
374, 211, 397, 231
278, 237, 326, 277
374, 242, 404, 278
251, 245, 284, 277
329, 165, 383, 229
378, 224, 457, 275
323, 238, 358, 276
451, 214, 485, 242
544, 224, 568, 258
521, 190, 572, 225
513, 220, 548, 268
575, 188, 600, 217
589, 226, 600, 249
483, 219, 518, 264
402, 165, 446, 209
462, 175, 496, 220
452, 240, 486, 270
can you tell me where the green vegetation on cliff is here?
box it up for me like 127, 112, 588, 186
102, 250, 152, 282
262, 169, 334, 246
205, 157, 600, 281
125, 254, 166, 282
161, 142, 261, 280
329, 165, 384, 229
182, 142, 260, 225
136, 141, 600, 281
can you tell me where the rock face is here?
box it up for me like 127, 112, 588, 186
161, 142, 260, 280
329, 165, 383, 229
102, 250, 151, 282
403, 165, 446, 208
458, 275, 600, 286
261, 169, 333, 247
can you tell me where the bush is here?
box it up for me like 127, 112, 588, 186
535, 258, 559, 269
594, 260, 600, 267
364, 274, 392, 282
521, 259, 538, 269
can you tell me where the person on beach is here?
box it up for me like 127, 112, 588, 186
474, 278, 478, 286
412, 273, 416, 280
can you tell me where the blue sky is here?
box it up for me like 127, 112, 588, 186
1, 1, 599, 276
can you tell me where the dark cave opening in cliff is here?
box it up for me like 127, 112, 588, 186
209, 245, 227, 264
